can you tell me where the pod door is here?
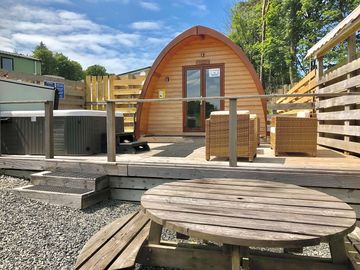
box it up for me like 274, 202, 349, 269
183, 64, 224, 132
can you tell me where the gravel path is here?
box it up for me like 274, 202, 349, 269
0, 175, 139, 270
0, 174, 330, 270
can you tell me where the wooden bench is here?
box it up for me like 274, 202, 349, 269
346, 227, 360, 270
75, 211, 150, 270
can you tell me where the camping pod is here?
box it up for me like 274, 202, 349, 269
135, 25, 266, 138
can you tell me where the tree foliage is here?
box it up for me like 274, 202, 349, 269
32, 42, 85, 81
85, 64, 107, 76
229, 0, 360, 92
33, 42, 57, 75
54, 53, 84, 81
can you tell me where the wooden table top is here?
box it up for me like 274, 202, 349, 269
141, 178, 357, 248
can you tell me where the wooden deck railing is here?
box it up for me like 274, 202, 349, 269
1, 92, 358, 166
0, 100, 54, 159
98, 92, 359, 166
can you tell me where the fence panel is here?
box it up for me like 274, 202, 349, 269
85, 74, 146, 132
316, 58, 360, 155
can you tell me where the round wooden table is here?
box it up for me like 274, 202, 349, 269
141, 178, 356, 269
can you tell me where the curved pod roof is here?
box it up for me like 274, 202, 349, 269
135, 25, 265, 138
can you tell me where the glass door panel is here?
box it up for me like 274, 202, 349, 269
205, 67, 221, 119
183, 65, 223, 132
185, 69, 201, 130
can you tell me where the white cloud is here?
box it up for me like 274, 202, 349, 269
0, 3, 175, 73
0, 37, 15, 52
139, 1, 160, 11
174, 0, 207, 12
84, 0, 129, 3
130, 21, 162, 30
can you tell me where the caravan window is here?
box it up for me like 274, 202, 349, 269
1, 57, 14, 71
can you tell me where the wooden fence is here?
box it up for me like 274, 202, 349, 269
268, 59, 360, 156
316, 58, 360, 155
85, 74, 146, 132
267, 70, 316, 132
271, 69, 316, 114
0, 69, 85, 109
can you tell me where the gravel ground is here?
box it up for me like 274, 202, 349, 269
0, 174, 330, 270
0, 175, 139, 270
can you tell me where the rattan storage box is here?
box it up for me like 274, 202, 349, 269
270, 116, 318, 156
205, 111, 257, 161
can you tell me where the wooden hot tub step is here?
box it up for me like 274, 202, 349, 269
12, 170, 110, 209
13, 184, 109, 209
31, 170, 108, 191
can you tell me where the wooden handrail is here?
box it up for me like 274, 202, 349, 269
0, 100, 48, 104
87, 92, 360, 105
103, 91, 360, 165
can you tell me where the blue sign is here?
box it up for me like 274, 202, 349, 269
56, 82, 65, 99
44, 80, 55, 88
44, 81, 65, 99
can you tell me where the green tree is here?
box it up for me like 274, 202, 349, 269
54, 53, 84, 81
85, 64, 107, 76
32, 42, 57, 75
229, 0, 360, 92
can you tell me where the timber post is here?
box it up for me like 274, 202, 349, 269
0, 110, 1, 156
344, 34, 357, 155
44, 101, 54, 159
229, 98, 237, 167
106, 101, 116, 162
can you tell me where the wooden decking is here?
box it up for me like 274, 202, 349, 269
2, 138, 358, 171
1, 137, 359, 221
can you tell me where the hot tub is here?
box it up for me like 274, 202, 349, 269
0, 110, 124, 155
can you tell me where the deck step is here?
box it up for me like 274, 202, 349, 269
12, 170, 110, 209
13, 184, 109, 209
31, 170, 108, 191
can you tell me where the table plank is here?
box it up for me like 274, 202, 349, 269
141, 195, 355, 219
142, 201, 355, 228
145, 209, 352, 239
165, 181, 331, 195
188, 178, 310, 189
158, 183, 342, 202
165, 221, 320, 247
145, 189, 352, 210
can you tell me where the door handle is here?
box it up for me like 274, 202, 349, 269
200, 96, 203, 106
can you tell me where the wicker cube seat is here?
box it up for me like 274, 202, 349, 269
270, 115, 317, 156
205, 111, 257, 162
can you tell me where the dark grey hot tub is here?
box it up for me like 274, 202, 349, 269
1, 110, 124, 155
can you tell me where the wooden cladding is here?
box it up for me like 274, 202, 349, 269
138, 30, 266, 137
316, 58, 360, 155
85, 75, 146, 132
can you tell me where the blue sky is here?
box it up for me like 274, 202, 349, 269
0, 0, 234, 74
